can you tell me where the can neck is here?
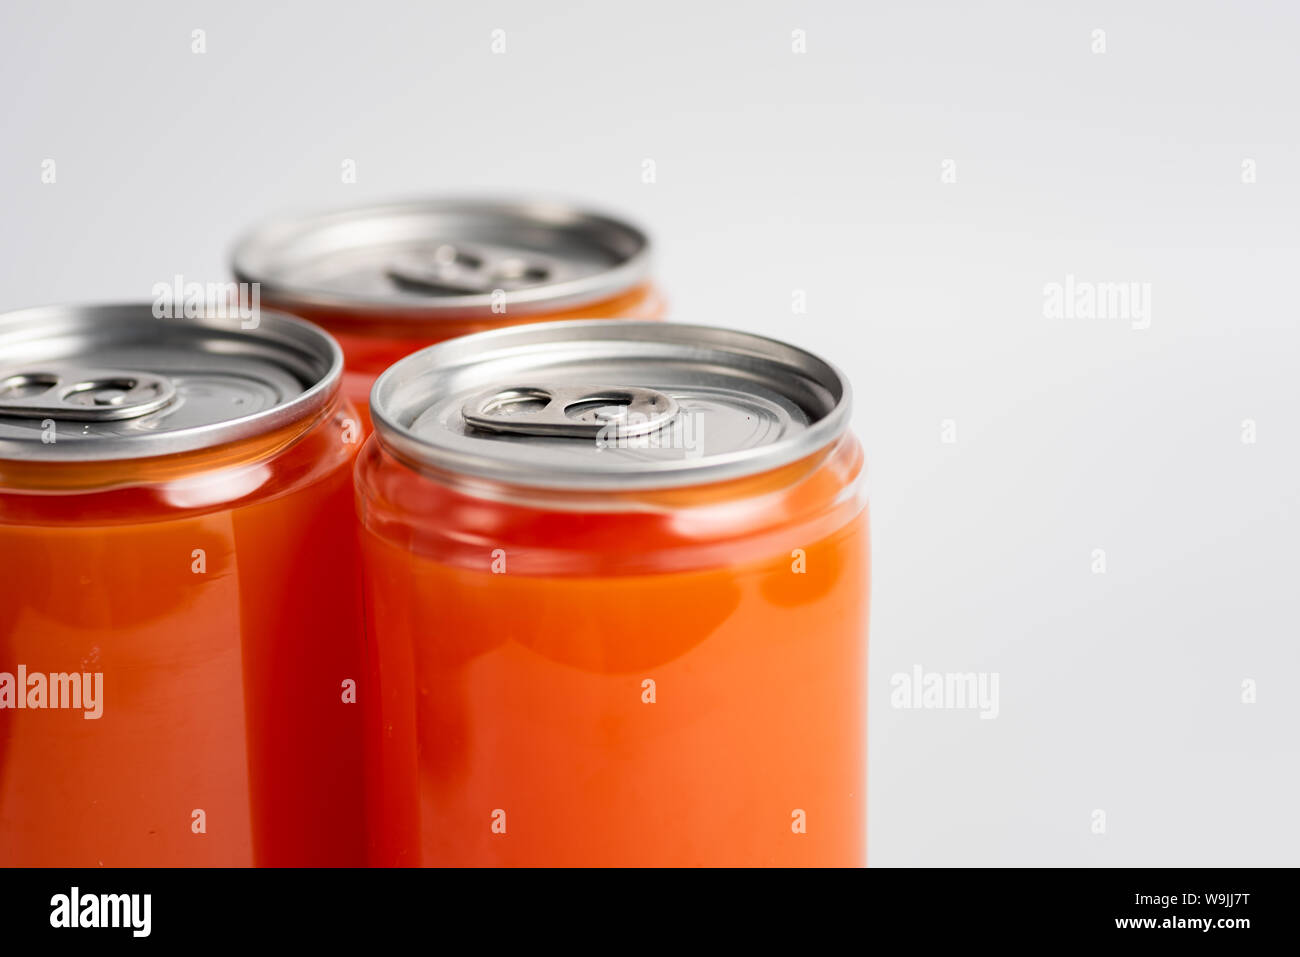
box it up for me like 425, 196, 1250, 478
357, 432, 866, 576
381, 432, 860, 513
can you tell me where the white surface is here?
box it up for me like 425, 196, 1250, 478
2, 0, 1296, 865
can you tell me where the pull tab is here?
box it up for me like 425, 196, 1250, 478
0, 368, 176, 421
386, 241, 572, 295
462, 385, 678, 439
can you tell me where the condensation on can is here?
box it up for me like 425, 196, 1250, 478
358, 320, 869, 866
0, 304, 366, 866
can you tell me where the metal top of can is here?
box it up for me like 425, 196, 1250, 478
231, 198, 652, 317
371, 321, 852, 490
0, 304, 341, 462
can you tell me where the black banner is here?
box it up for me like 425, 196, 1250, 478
0, 867, 1280, 944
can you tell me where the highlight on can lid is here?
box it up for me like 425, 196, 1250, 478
0, 304, 341, 461
370, 320, 852, 490
231, 198, 652, 318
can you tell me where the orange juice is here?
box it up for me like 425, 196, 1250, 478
0, 304, 365, 866
232, 199, 663, 430
358, 320, 869, 866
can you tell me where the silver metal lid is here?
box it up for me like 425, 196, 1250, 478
231, 198, 652, 317
0, 304, 341, 462
371, 321, 852, 490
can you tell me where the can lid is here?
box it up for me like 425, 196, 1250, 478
0, 304, 341, 462
371, 320, 852, 490
231, 198, 651, 317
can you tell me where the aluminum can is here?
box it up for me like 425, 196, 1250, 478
233, 199, 662, 429
358, 320, 868, 866
0, 304, 365, 866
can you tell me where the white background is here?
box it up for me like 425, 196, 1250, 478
2, 0, 1296, 865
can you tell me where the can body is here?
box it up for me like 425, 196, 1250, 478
0, 307, 366, 866
357, 321, 868, 866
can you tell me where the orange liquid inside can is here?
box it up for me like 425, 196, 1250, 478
358, 320, 869, 866
0, 306, 366, 867
232, 199, 664, 429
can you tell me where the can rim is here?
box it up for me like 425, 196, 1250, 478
230, 196, 653, 318
370, 319, 854, 491
0, 302, 344, 463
